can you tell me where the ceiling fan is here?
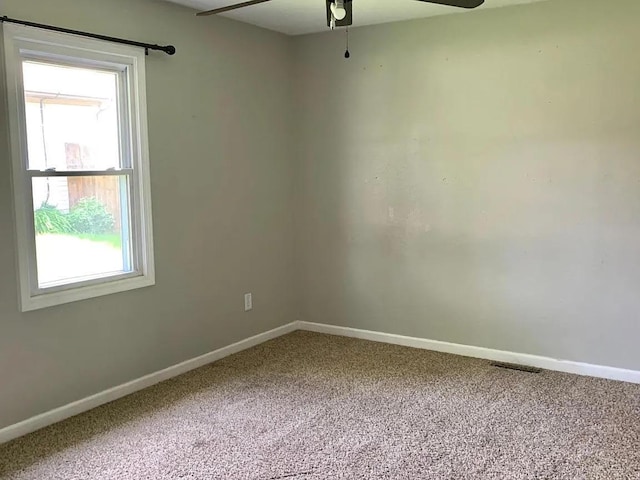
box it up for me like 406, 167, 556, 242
196, 0, 485, 29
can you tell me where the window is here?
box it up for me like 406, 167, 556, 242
3, 24, 155, 311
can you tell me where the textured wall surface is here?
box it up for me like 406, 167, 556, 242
0, 0, 296, 428
294, 0, 640, 370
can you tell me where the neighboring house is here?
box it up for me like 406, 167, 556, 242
25, 80, 122, 229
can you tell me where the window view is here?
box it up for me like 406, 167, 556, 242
23, 61, 133, 288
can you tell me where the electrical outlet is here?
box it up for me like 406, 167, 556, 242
244, 293, 252, 312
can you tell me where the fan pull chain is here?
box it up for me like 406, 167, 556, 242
345, 27, 350, 59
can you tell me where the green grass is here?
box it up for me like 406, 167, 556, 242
37, 232, 123, 249
74, 233, 122, 249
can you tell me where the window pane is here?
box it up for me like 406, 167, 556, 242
22, 61, 121, 171
32, 176, 133, 288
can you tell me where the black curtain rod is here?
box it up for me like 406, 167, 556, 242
0, 15, 176, 56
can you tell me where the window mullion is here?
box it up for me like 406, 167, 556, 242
27, 169, 134, 178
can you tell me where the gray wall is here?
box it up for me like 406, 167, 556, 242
3, 0, 640, 432
294, 0, 640, 370
0, 0, 296, 428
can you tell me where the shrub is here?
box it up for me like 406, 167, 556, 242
34, 203, 75, 235
68, 197, 115, 235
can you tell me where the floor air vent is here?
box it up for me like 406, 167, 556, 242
490, 361, 542, 374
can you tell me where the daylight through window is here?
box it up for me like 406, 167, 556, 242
3, 25, 155, 311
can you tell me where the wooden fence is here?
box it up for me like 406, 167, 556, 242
65, 143, 122, 232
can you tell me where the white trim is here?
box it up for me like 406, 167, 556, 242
24, 275, 155, 311
0, 322, 298, 445
297, 321, 640, 385
2, 320, 638, 445
2, 23, 155, 312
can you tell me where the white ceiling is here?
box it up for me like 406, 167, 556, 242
164, 0, 550, 36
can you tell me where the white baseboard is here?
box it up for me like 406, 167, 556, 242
3, 320, 638, 445
0, 322, 298, 445
297, 321, 640, 385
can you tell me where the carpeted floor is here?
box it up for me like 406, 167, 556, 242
1, 331, 639, 479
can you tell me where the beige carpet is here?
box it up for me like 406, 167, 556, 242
1, 331, 639, 479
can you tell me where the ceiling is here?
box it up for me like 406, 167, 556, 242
164, 0, 550, 36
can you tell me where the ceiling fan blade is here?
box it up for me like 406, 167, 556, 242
415, 0, 484, 8
196, 0, 272, 16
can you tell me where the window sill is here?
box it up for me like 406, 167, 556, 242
21, 274, 155, 312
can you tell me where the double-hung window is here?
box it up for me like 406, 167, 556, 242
3, 24, 155, 311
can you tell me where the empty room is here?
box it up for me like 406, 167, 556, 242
1, 0, 639, 478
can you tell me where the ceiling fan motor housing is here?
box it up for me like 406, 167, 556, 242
326, 0, 353, 27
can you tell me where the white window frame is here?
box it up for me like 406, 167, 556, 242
3, 24, 155, 312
